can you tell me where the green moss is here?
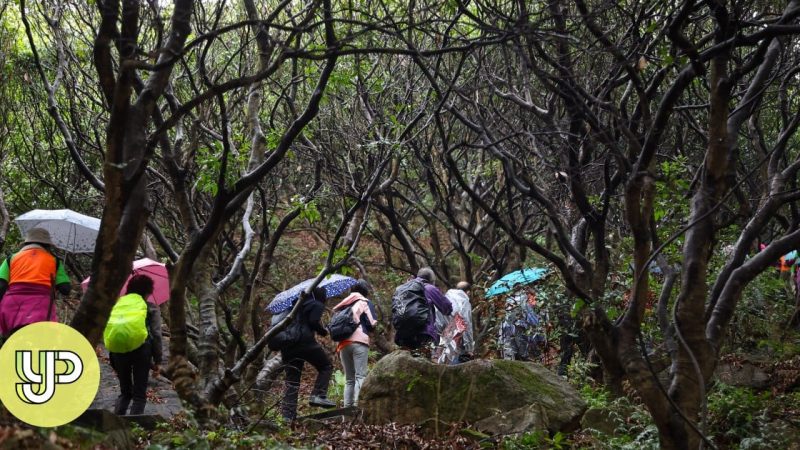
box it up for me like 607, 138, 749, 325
408, 374, 437, 396
491, 360, 560, 398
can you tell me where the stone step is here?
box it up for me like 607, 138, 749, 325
298, 406, 360, 421
124, 414, 167, 430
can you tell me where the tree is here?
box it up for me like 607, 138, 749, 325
405, 1, 800, 447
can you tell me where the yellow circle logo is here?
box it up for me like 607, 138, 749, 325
0, 322, 100, 427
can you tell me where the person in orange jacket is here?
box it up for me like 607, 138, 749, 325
0, 228, 70, 338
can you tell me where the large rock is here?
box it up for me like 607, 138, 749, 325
359, 351, 586, 435
73, 409, 133, 449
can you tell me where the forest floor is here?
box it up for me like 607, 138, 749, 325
2, 325, 800, 449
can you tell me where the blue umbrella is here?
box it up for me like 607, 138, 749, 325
266, 274, 357, 314
485, 267, 548, 298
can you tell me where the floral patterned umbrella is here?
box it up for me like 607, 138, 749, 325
266, 274, 357, 314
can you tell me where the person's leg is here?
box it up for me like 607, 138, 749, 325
502, 334, 514, 359
0, 303, 9, 339
110, 352, 133, 415
431, 344, 443, 363
529, 334, 542, 359
394, 328, 415, 349
422, 336, 434, 358
514, 332, 529, 360
129, 344, 152, 415
340, 345, 356, 407
304, 343, 333, 401
351, 343, 370, 406
577, 330, 591, 356
281, 354, 304, 421
558, 333, 575, 376
501, 322, 516, 359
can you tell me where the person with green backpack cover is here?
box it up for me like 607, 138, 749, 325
104, 274, 163, 415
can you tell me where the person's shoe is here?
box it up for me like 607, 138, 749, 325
113, 396, 131, 416
309, 395, 336, 408
129, 399, 146, 415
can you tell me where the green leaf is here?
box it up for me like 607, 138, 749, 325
298, 201, 320, 224
571, 299, 586, 318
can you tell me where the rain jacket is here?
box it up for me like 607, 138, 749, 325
443, 289, 474, 354
333, 293, 378, 351
298, 294, 328, 343
0, 244, 70, 336
420, 279, 452, 344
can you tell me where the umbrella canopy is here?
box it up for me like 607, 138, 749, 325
15, 209, 101, 253
485, 267, 548, 298
266, 274, 357, 314
81, 258, 170, 305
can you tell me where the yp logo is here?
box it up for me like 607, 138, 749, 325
16, 350, 84, 404
0, 322, 99, 427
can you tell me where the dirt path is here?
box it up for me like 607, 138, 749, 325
89, 340, 183, 418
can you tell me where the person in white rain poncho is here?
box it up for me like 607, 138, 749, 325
433, 281, 474, 364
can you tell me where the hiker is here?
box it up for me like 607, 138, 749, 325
392, 267, 452, 357
329, 280, 378, 407
435, 281, 475, 364
0, 228, 71, 338
557, 318, 590, 376
276, 286, 336, 422
104, 274, 163, 415
499, 289, 545, 361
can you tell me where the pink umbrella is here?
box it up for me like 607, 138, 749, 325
81, 258, 170, 305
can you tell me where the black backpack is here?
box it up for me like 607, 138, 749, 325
328, 304, 359, 341
391, 279, 429, 333
267, 309, 305, 351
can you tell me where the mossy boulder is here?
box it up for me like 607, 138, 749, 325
359, 351, 586, 435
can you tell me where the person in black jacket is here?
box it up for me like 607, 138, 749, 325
280, 286, 335, 421
108, 274, 164, 415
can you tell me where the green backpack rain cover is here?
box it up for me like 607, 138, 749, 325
104, 293, 148, 353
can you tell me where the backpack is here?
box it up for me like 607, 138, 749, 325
104, 293, 149, 353
391, 279, 429, 333
267, 308, 306, 351
328, 304, 359, 341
